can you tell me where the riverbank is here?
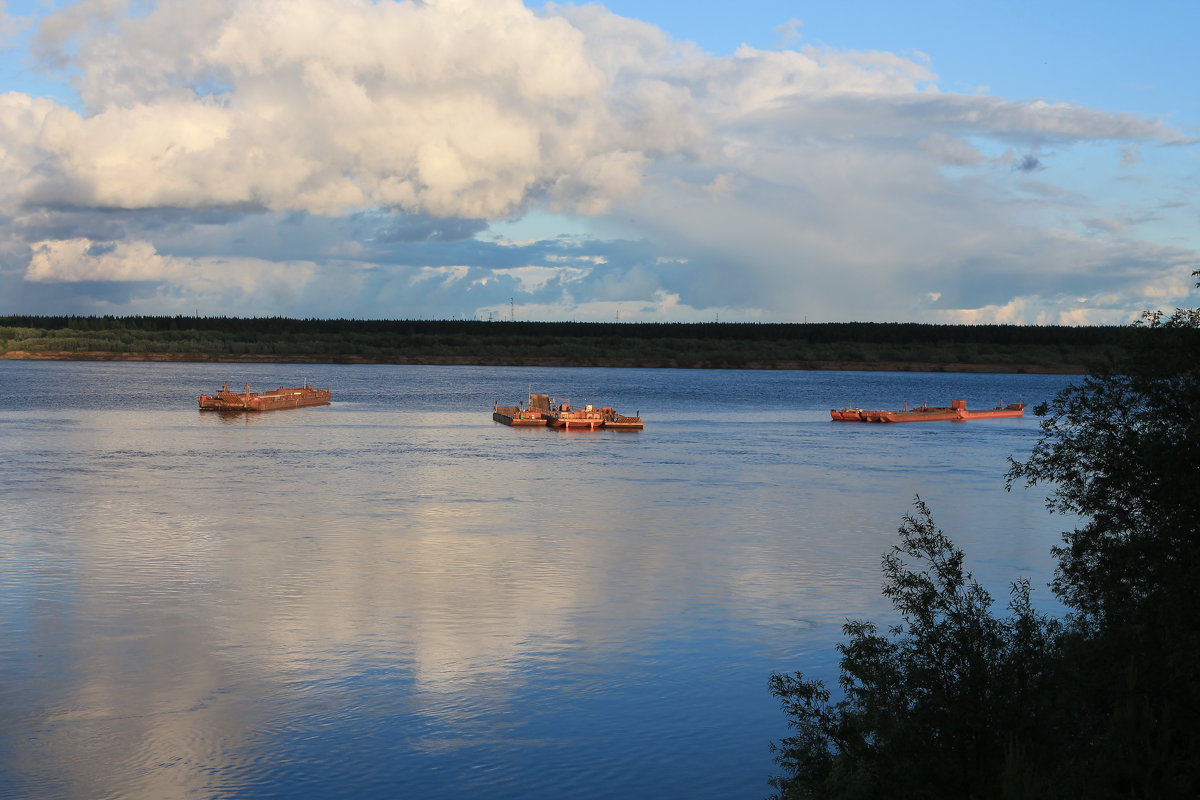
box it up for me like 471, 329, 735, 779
0, 349, 1086, 373
1, 317, 1125, 374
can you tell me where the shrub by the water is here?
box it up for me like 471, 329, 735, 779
770, 271, 1200, 799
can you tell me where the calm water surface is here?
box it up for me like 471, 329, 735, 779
0, 361, 1077, 799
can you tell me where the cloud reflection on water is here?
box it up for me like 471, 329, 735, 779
0, 368, 1073, 798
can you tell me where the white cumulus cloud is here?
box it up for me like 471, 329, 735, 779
0, 0, 1195, 324
15, 0, 670, 219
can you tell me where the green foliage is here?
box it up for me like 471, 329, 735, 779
0, 315, 1132, 368
772, 271, 1200, 798
769, 500, 1059, 800
1002, 271, 1200, 795
1008, 281, 1200, 620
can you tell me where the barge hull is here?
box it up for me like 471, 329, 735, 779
492, 403, 550, 426
494, 393, 643, 430
831, 400, 1025, 423
199, 382, 331, 412
493, 409, 548, 426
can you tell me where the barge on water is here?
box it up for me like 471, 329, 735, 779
493, 392, 643, 430
831, 399, 1025, 423
548, 402, 608, 430
493, 393, 555, 426
199, 382, 332, 412
547, 400, 643, 431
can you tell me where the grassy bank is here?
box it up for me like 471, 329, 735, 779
0, 316, 1129, 373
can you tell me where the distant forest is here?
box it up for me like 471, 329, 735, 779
0, 315, 1141, 372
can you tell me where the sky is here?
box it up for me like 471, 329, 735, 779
0, 0, 1196, 324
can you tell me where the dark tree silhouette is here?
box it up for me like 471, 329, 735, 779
771, 271, 1200, 798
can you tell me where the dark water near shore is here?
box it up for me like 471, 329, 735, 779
0, 361, 1075, 799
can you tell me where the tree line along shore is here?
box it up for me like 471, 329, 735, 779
0, 315, 1147, 373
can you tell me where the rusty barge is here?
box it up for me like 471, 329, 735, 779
831, 399, 1026, 423
493, 392, 643, 430
199, 382, 332, 412
493, 392, 555, 426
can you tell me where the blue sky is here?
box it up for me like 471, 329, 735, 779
1, 0, 1196, 323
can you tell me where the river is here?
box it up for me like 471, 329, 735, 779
0, 360, 1076, 799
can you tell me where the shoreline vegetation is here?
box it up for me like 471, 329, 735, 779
0, 315, 1137, 373
768, 274, 1200, 798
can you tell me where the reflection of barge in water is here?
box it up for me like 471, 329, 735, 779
199, 382, 332, 412
831, 399, 1025, 423
493, 392, 643, 430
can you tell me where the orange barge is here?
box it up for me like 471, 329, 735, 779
199, 382, 332, 412
831, 399, 1026, 423
548, 402, 608, 430
493, 393, 643, 430
493, 393, 554, 426
601, 412, 645, 431
548, 401, 643, 430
